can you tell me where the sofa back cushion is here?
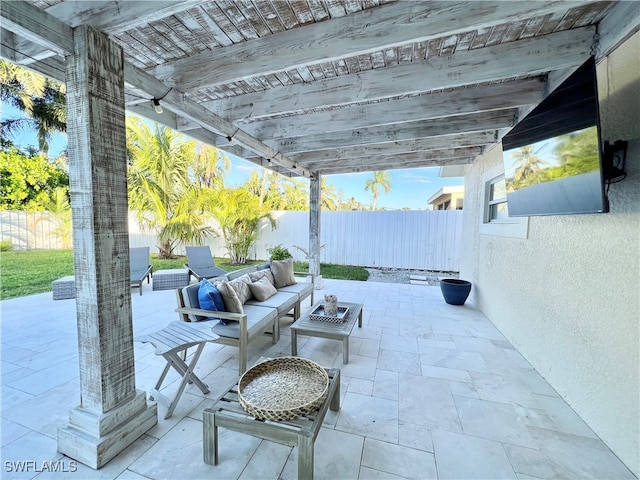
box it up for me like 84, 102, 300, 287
249, 277, 278, 301
270, 258, 296, 288
217, 281, 244, 313
249, 268, 274, 286
227, 265, 257, 281
227, 273, 253, 303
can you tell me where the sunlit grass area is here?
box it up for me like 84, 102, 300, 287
0, 250, 368, 300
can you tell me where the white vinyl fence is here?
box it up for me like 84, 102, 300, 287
2, 210, 463, 272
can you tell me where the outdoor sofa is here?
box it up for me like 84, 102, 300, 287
175, 258, 314, 374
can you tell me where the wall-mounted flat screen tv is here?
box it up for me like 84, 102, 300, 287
501, 57, 608, 216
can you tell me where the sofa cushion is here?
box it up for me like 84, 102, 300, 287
182, 283, 222, 322
278, 281, 313, 300
228, 273, 253, 304
217, 281, 244, 313
198, 279, 225, 312
210, 304, 278, 339
227, 265, 257, 280
270, 258, 296, 288
249, 277, 278, 301
249, 268, 274, 286
245, 290, 299, 316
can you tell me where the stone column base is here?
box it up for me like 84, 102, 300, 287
58, 390, 157, 469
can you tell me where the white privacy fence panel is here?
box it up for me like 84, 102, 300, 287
1, 210, 463, 272
0, 211, 63, 250
253, 210, 462, 272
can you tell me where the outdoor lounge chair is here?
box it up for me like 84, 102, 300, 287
130, 247, 153, 295
185, 246, 226, 281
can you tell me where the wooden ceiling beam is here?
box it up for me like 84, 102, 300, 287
175, 26, 593, 127
44, 0, 209, 33
0, 1, 73, 56
302, 147, 483, 171
310, 156, 476, 176
154, 1, 588, 91
260, 110, 517, 155
242, 78, 544, 139
242, 131, 498, 163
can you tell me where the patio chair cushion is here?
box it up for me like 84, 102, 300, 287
270, 258, 296, 288
198, 280, 225, 312
249, 277, 277, 301
217, 281, 244, 313
249, 268, 274, 286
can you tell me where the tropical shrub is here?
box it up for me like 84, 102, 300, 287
268, 244, 292, 260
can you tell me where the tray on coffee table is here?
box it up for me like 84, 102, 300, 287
308, 304, 349, 323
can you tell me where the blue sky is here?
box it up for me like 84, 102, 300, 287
1, 103, 463, 210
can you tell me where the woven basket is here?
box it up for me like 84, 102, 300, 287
238, 357, 329, 421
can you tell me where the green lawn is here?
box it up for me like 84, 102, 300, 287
0, 249, 368, 300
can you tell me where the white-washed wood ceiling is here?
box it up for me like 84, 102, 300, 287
2, 1, 639, 178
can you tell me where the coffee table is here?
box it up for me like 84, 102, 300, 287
290, 301, 363, 364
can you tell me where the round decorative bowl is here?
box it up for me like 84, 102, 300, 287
238, 357, 329, 421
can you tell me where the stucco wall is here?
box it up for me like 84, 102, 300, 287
460, 33, 640, 476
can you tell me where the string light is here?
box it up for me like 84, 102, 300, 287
152, 98, 163, 114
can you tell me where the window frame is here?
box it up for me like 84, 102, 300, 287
479, 164, 529, 239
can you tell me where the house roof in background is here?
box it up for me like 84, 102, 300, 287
427, 185, 465, 205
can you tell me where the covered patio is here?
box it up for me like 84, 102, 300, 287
1, 279, 634, 479
1, 0, 638, 475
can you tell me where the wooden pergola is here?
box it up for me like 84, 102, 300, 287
1, 0, 638, 468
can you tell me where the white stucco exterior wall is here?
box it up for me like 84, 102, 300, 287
460, 33, 640, 476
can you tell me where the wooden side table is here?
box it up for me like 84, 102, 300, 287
203, 367, 341, 480
136, 321, 219, 419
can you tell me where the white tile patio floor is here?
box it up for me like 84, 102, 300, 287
1, 278, 635, 480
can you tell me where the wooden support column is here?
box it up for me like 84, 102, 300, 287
309, 172, 323, 289
57, 25, 157, 469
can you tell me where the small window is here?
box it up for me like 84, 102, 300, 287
487, 176, 508, 222
479, 163, 528, 239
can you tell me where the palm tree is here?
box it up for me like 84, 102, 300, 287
364, 170, 392, 210
0, 60, 66, 156
281, 177, 308, 210
243, 170, 308, 210
126, 117, 212, 258
510, 145, 548, 188
0, 61, 45, 115
321, 177, 339, 211
192, 143, 230, 188
38, 186, 72, 248
205, 186, 275, 264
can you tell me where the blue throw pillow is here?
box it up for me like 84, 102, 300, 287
197, 280, 227, 324
198, 280, 224, 310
